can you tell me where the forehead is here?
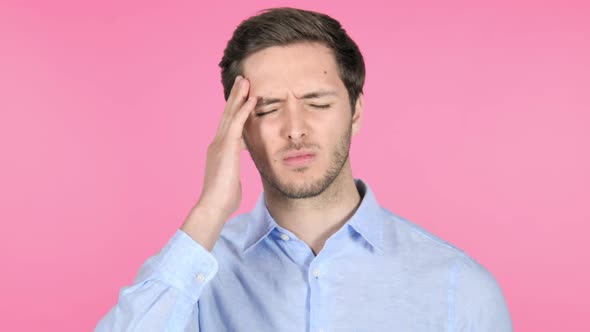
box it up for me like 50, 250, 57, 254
241, 42, 345, 98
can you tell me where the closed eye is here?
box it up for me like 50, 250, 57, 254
310, 104, 331, 109
255, 109, 277, 117
256, 104, 331, 116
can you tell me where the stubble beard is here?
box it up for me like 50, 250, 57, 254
245, 124, 352, 199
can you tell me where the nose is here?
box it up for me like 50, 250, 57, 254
281, 102, 308, 141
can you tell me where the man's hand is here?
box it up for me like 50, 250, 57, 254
181, 75, 256, 251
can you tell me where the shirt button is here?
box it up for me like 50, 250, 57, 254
280, 233, 290, 241
312, 268, 320, 278
196, 273, 205, 282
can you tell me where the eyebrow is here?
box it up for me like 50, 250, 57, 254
256, 90, 337, 108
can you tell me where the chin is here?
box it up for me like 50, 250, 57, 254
279, 166, 320, 179
269, 170, 334, 199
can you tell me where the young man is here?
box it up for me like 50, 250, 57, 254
96, 7, 512, 332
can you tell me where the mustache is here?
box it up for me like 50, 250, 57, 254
279, 142, 319, 153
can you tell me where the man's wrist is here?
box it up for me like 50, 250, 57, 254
180, 204, 227, 251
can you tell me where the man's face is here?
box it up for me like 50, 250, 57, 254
242, 42, 363, 199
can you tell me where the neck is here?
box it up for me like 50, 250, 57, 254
262, 160, 362, 255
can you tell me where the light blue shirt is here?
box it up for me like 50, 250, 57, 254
96, 179, 512, 331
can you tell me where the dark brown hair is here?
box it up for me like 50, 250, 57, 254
218, 7, 366, 113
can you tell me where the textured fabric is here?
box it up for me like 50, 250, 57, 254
95, 179, 512, 332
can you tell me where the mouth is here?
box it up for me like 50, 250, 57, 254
282, 152, 316, 167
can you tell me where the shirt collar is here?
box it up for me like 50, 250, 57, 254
345, 179, 385, 252
242, 178, 384, 254
242, 194, 278, 254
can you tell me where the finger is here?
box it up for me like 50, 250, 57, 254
228, 96, 256, 140
227, 78, 251, 117
228, 75, 243, 103
218, 77, 251, 137
216, 76, 244, 134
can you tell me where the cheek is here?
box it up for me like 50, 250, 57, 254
258, 125, 279, 159
322, 111, 350, 135
244, 121, 277, 156
245, 119, 274, 142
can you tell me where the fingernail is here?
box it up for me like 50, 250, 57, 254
234, 75, 242, 83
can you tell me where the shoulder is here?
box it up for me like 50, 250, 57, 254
380, 208, 512, 329
381, 207, 503, 286
380, 207, 474, 264
452, 254, 512, 330
380, 207, 508, 301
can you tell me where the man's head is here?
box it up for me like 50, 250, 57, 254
218, 8, 366, 199
219, 7, 365, 114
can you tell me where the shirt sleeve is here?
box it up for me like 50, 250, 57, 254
94, 228, 219, 332
452, 257, 513, 332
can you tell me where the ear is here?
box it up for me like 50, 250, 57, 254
351, 93, 364, 136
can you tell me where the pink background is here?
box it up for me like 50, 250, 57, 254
1, 0, 588, 331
